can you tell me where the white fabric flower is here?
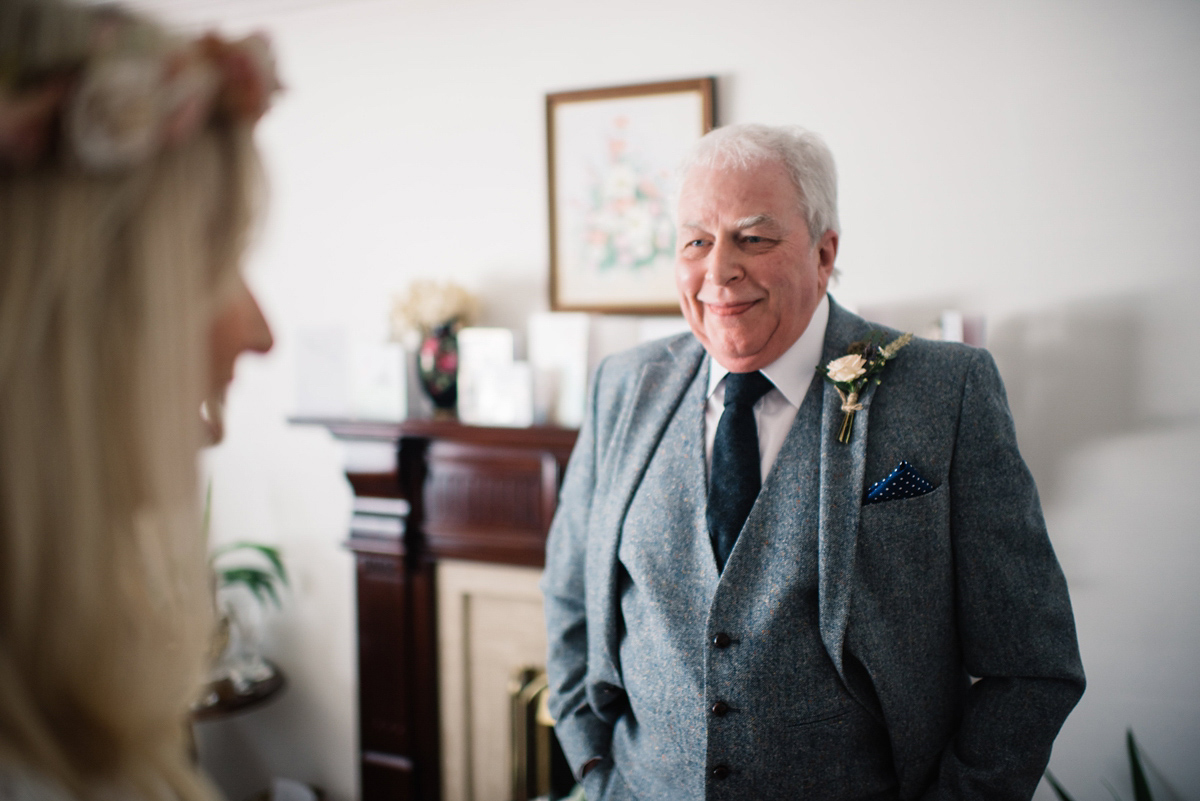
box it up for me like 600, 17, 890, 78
826, 354, 867, 383
67, 57, 163, 171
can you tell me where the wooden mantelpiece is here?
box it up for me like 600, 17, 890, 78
292, 418, 577, 801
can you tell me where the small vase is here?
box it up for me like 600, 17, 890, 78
210, 584, 272, 692
418, 321, 459, 414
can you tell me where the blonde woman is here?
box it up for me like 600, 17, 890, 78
0, 2, 279, 799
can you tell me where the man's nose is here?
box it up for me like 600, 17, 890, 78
707, 237, 743, 285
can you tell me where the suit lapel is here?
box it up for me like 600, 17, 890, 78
816, 297, 878, 679
599, 336, 706, 515
589, 335, 706, 678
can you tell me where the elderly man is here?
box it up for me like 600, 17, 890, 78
541, 124, 1084, 801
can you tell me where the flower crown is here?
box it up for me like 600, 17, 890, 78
0, 8, 282, 174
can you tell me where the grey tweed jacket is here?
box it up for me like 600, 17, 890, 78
541, 297, 1085, 800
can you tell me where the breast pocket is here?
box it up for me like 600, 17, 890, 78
857, 483, 951, 586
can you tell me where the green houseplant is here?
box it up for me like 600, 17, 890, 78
1046, 730, 1162, 801
203, 484, 289, 693
211, 541, 288, 609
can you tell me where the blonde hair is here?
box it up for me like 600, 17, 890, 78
0, 3, 263, 799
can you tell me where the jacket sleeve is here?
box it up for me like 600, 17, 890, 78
540, 358, 614, 778
923, 348, 1086, 800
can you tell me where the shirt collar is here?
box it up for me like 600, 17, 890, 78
707, 293, 830, 408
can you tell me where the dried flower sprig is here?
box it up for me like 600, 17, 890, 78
818, 331, 913, 443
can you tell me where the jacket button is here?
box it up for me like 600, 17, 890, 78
710, 700, 729, 716
711, 632, 731, 648
711, 764, 731, 780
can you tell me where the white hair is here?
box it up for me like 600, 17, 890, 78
679, 123, 840, 242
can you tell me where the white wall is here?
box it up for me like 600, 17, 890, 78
188, 1, 1200, 799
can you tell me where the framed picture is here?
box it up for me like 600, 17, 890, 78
547, 77, 716, 314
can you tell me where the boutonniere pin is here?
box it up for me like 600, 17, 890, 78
818, 331, 913, 443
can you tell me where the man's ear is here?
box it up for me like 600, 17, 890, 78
816, 229, 839, 284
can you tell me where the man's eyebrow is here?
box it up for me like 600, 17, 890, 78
679, 215, 778, 231
734, 214, 776, 229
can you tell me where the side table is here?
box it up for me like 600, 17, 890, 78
192, 661, 286, 723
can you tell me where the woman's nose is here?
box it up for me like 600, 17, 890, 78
242, 290, 273, 355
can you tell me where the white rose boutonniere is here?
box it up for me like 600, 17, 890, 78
825, 354, 867, 383
818, 332, 913, 443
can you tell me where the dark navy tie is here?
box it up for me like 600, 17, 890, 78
708, 370, 774, 573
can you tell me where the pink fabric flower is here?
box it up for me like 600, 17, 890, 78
202, 33, 282, 124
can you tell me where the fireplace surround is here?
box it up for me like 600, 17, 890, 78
296, 418, 577, 801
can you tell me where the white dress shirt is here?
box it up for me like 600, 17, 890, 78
705, 293, 830, 483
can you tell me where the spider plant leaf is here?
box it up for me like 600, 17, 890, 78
247, 581, 267, 605
258, 579, 281, 608
210, 542, 237, 560
219, 568, 283, 608
218, 567, 271, 587
203, 481, 213, 540
1128, 730, 1153, 801
1044, 771, 1078, 801
1103, 778, 1125, 801
211, 542, 289, 585
263, 548, 288, 585
243, 544, 288, 585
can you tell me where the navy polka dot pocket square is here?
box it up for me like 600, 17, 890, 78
865, 460, 935, 504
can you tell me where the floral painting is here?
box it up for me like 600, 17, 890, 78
548, 78, 715, 313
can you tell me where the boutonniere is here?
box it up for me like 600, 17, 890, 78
818, 331, 913, 443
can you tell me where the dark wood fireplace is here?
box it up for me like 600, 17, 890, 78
293, 418, 577, 801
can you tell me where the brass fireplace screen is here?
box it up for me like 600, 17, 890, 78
510, 667, 575, 801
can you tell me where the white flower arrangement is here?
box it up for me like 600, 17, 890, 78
389, 279, 479, 341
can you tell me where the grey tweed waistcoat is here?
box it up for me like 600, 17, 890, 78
612, 363, 897, 801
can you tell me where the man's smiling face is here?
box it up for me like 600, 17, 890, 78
675, 159, 837, 373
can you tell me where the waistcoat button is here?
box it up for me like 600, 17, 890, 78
711, 764, 731, 780
710, 700, 729, 716
711, 632, 731, 648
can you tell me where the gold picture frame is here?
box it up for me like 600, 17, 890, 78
547, 77, 716, 314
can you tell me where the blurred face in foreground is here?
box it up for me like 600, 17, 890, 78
204, 276, 273, 441
675, 159, 838, 373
